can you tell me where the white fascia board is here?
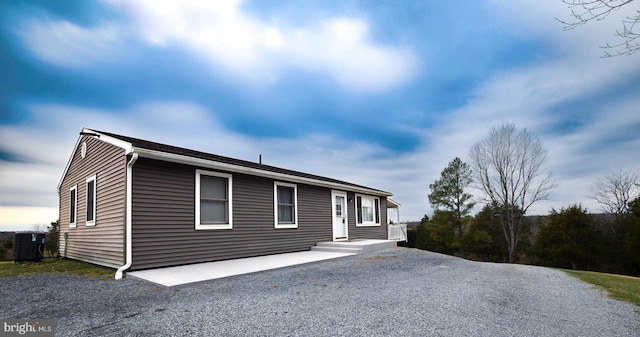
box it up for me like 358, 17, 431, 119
387, 198, 401, 208
134, 147, 393, 197
57, 136, 83, 193
58, 129, 134, 193
82, 128, 133, 154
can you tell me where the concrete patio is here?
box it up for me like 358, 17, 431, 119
127, 239, 396, 288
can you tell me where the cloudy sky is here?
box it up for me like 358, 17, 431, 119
1, 0, 639, 231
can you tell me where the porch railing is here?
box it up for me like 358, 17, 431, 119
388, 223, 407, 242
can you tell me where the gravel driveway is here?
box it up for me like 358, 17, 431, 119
2, 247, 639, 336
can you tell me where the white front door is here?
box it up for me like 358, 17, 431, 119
332, 191, 348, 241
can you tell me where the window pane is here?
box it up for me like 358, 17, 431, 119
356, 196, 362, 223
277, 186, 295, 224
201, 200, 227, 223
278, 186, 293, 204
70, 189, 76, 224
87, 180, 95, 221
201, 176, 227, 200
362, 197, 373, 222
278, 205, 294, 223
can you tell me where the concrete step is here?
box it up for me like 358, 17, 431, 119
310, 246, 362, 254
311, 240, 397, 255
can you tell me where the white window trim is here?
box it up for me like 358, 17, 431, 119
69, 185, 77, 228
195, 170, 233, 230
86, 175, 96, 226
356, 194, 381, 227
274, 181, 298, 229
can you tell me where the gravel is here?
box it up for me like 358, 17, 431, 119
1, 247, 639, 336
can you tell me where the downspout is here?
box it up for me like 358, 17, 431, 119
116, 153, 138, 280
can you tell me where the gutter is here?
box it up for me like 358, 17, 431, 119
115, 153, 138, 280
134, 147, 393, 197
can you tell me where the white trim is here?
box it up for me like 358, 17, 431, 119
134, 147, 392, 197
69, 185, 77, 228
355, 194, 381, 227
387, 198, 401, 209
86, 175, 96, 226
195, 170, 233, 230
82, 128, 133, 153
57, 136, 83, 193
58, 128, 134, 193
331, 190, 349, 241
274, 182, 298, 229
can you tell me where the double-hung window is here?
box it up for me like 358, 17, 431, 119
356, 194, 380, 226
274, 182, 298, 228
69, 185, 77, 228
86, 176, 96, 226
196, 170, 232, 230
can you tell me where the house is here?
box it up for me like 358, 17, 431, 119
58, 128, 403, 279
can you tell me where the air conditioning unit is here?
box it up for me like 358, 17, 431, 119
13, 232, 46, 262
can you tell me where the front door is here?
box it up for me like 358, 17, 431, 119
332, 191, 348, 241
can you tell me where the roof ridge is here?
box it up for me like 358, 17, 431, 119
87, 128, 390, 195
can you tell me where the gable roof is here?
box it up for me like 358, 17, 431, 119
59, 128, 392, 197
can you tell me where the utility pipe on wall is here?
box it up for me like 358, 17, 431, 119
115, 153, 138, 280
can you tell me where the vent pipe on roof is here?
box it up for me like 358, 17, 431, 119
259, 154, 262, 165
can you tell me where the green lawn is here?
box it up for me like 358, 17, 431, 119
563, 269, 640, 308
0, 258, 113, 279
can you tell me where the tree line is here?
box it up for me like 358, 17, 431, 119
405, 124, 640, 276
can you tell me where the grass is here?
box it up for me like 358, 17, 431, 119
563, 269, 640, 308
0, 258, 113, 279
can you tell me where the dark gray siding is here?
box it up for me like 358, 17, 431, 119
346, 192, 388, 240
130, 159, 336, 270
58, 136, 126, 268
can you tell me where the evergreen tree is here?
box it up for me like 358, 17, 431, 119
463, 205, 508, 262
533, 205, 597, 270
428, 157, 474, 246
624, 197, 640, 271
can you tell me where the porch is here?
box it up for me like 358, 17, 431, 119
387, 198, 408, 242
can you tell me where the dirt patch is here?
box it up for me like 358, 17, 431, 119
365, 255, 398, 261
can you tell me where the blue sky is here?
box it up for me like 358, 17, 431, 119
1, 0, 639, 230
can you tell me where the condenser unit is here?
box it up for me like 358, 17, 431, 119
13, 232, 46, 262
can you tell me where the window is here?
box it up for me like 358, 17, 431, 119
274, 182, 298, 228
86, 176, 96, 226
196, 170, 232, 230
356, 195, 380, 226
69, 185, 77, 228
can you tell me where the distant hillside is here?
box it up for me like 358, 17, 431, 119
404, 213, 616, 228
0, 232, 14, 242
0, 232, 14, 260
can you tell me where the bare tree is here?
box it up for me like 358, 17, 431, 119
590, 168, 640, 219
469, 124, 556, 263
559, 0, 639, 57
31, 224, 47, 232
